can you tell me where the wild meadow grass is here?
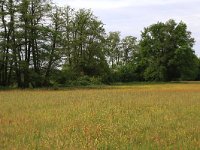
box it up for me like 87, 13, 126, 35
0, 83, 200, 149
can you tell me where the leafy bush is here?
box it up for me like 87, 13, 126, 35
69, 76, 102, 86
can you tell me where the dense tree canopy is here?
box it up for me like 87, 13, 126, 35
140, 20, 199, 81
0, 0, 199, 88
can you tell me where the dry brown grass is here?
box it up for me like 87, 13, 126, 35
0, 83, 200, 149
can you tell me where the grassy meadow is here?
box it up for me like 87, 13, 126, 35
0, 83, 200, 149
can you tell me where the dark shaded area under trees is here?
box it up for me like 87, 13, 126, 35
1, 0, 200, 88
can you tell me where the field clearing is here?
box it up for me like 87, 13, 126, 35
0, 84, 200, 149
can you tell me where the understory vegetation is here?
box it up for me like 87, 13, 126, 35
1, 0, 200, 88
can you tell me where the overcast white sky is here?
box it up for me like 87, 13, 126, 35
53, 0, 200, 55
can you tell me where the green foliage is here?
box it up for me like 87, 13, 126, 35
140, 19, 198, 81
119, 63, 142, 82
0, 0, 199, 88
52, 66, 77, 85
69, 76, 102, 86
144, 65, 167, 81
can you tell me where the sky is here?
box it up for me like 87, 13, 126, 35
53, 0, 200, 56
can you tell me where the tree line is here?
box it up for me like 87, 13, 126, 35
0, 0, 199, 88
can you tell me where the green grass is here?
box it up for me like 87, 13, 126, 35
0, 84, 200, 149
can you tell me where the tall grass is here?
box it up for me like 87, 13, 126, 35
0, 84, 200, 149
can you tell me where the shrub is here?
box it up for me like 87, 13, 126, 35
69, 76, 102, 86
